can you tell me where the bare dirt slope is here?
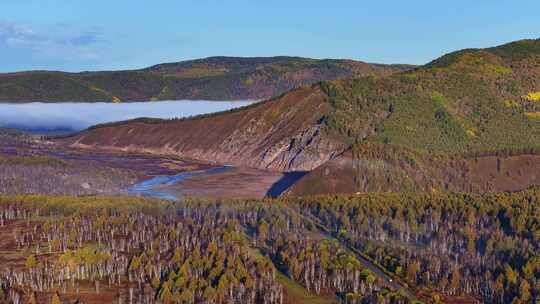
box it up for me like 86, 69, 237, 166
65, 85, 347, 171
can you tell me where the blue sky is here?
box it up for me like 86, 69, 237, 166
1, 0, 539, 72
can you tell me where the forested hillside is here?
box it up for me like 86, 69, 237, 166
0, 57, 411, 102
291, 39, 540, 193
65, 39, 540, 195
1, 191, 540, 303
321, 39, 540, 154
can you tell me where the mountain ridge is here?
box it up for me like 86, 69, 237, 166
0, 56, 413, 102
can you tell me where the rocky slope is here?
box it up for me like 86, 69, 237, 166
64, 85, 347, 171
0, 56, 412, 102
62, 39, 540, 194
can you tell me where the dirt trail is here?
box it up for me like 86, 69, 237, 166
283, 204, 417, 300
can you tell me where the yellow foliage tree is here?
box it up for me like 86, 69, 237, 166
51, 293, 61, 304
523, 92, 540, 102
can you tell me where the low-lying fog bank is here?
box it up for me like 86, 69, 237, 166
0, 100, 255, 134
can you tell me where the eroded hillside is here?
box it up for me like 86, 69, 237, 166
66, 85, 346, 171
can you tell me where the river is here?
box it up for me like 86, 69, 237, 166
126, 166, 233, 201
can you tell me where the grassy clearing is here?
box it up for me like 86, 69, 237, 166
276, 272, 338, 304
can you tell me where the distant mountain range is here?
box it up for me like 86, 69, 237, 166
60, 39, 540, 195
0, 56, 413, 102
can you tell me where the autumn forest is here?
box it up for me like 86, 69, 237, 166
0, 190, 539, 303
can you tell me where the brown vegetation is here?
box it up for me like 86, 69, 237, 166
288, 145, 540, 196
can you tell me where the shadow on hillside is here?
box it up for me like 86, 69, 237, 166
266, 171, 309, 198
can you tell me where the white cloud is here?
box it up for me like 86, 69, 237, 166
0, 22, 42, 46
0, 21, 104, 62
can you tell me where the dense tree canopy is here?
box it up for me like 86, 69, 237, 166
1, 191, 540, 303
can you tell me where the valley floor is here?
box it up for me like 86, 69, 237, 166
0, 131, 292, 200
